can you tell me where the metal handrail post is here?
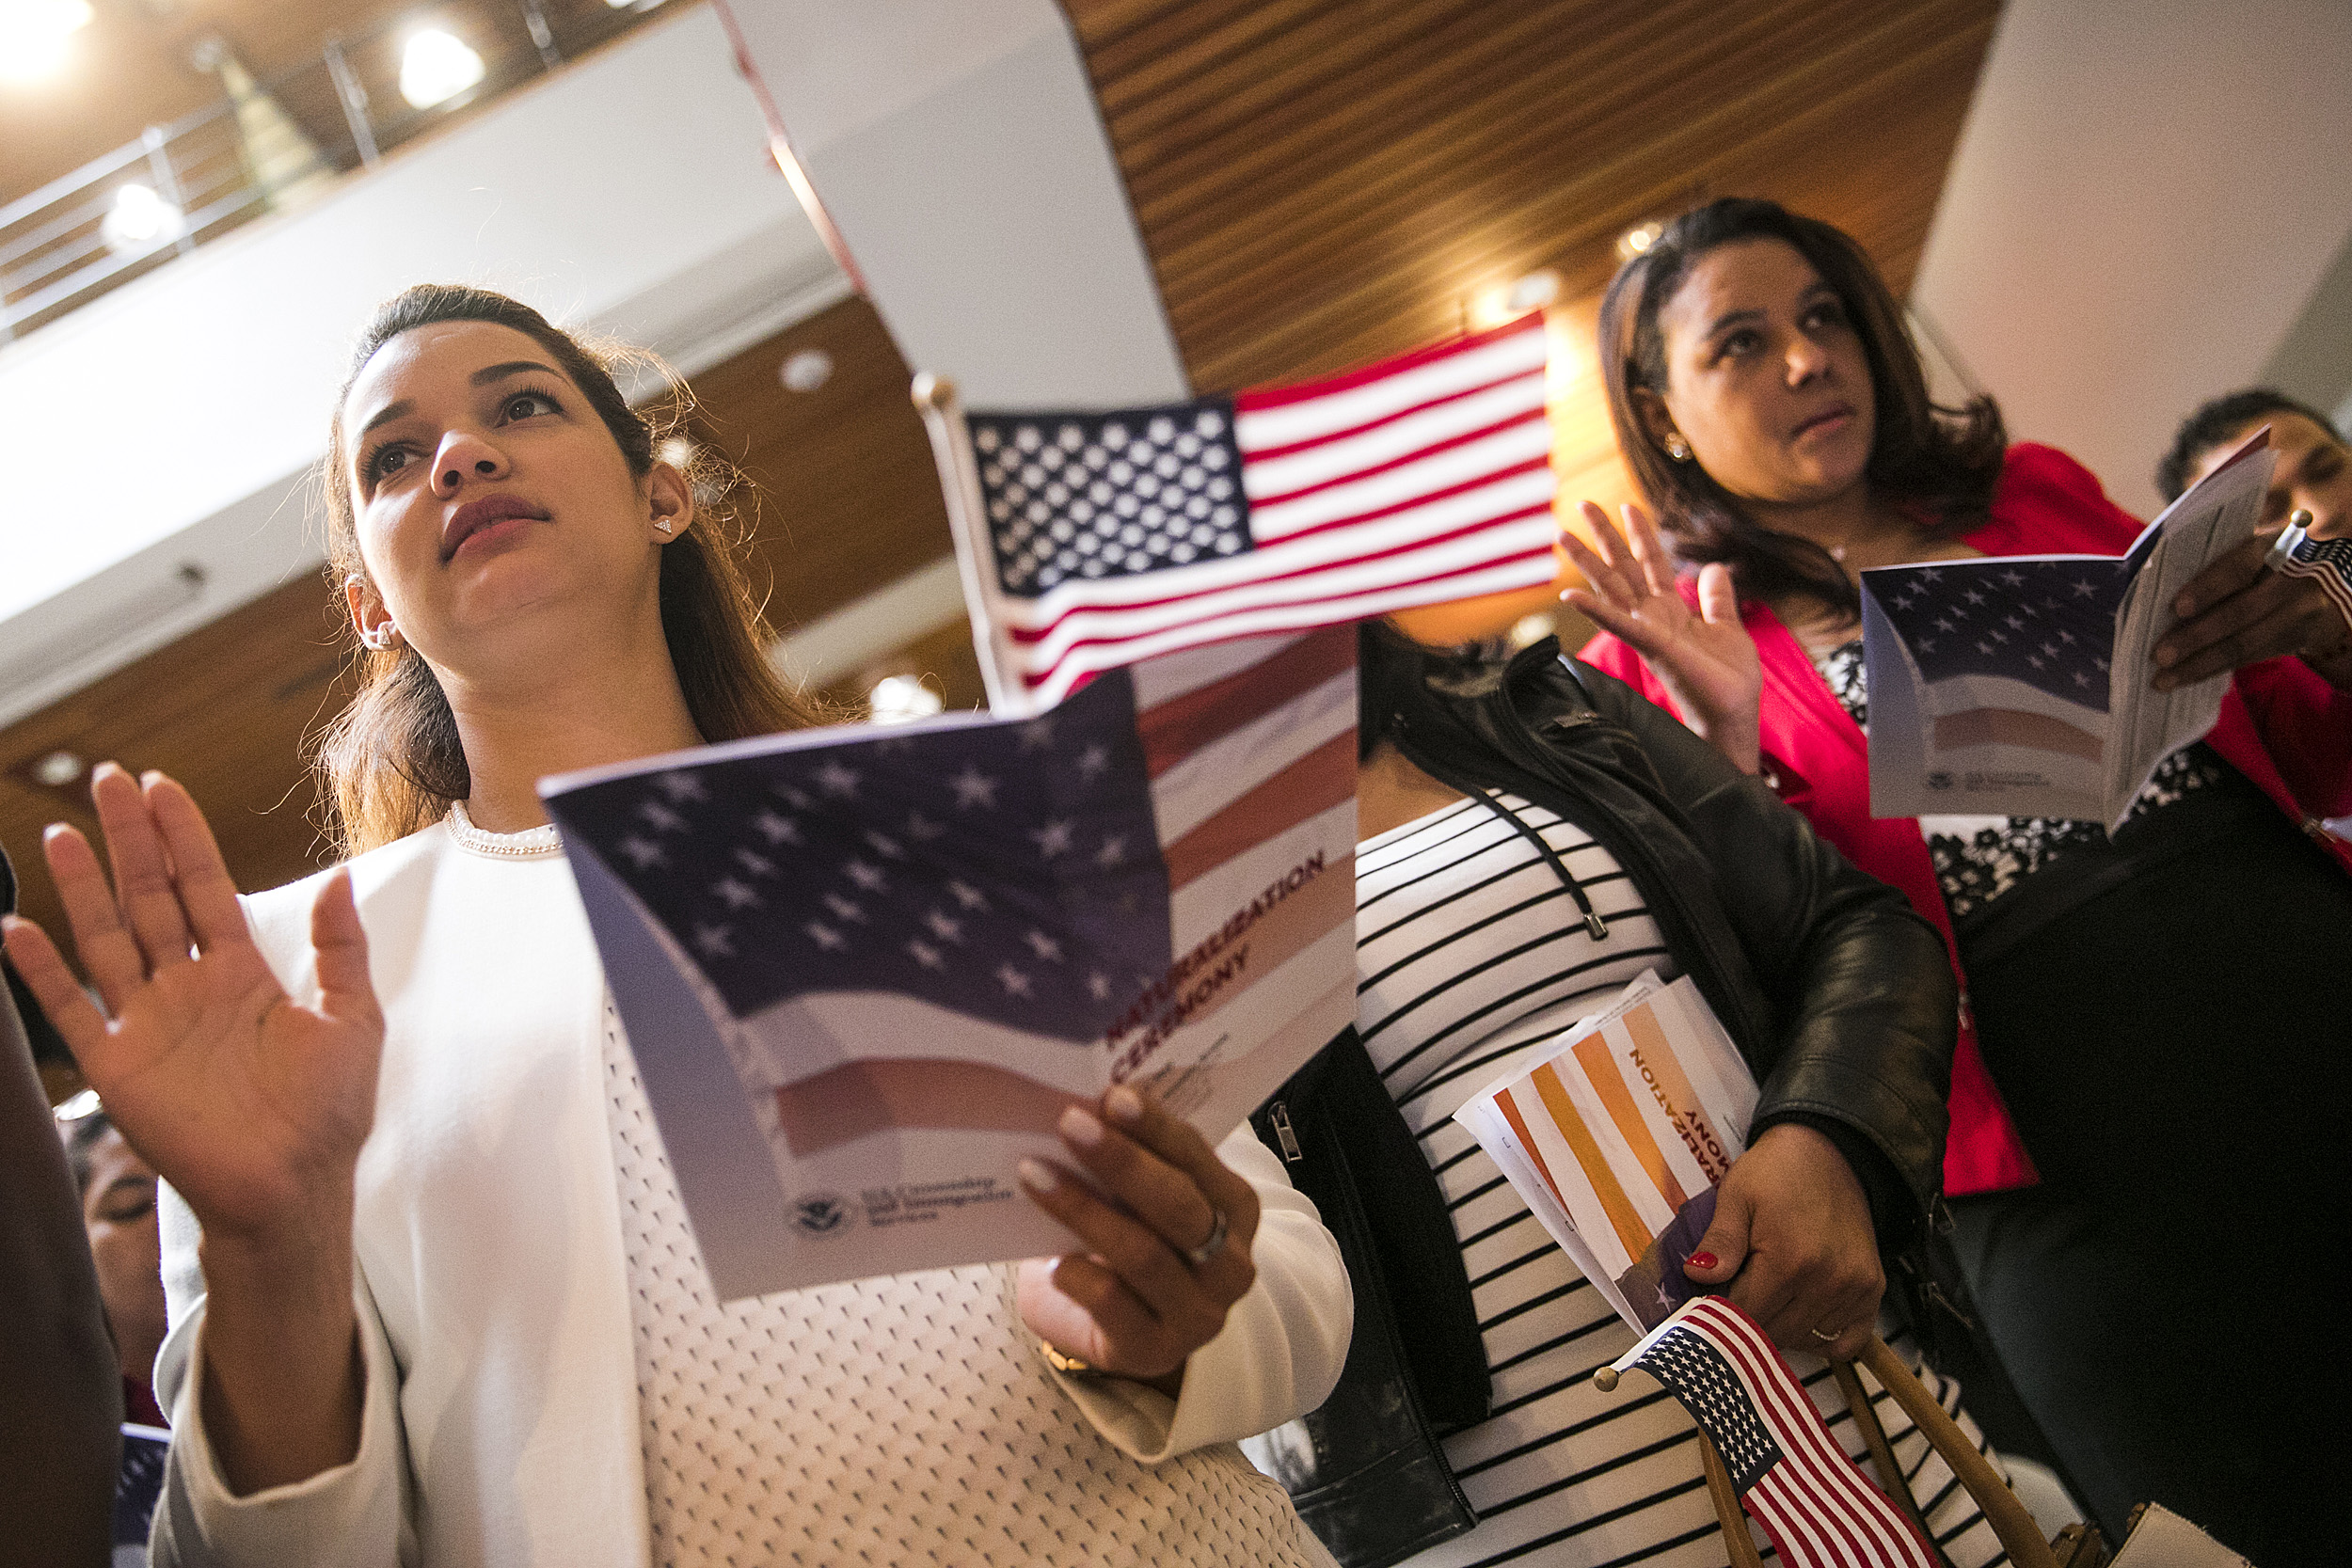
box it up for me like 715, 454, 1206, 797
322, 37, 382, 168
519, 0, 563, 70
140, 126, 198, 257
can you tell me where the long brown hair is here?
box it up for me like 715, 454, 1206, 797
1597, 198, 2007, 615
314, 284, 825, 856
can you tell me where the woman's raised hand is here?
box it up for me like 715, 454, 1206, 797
0, 765, 384, 1245
1015, 1085, 1262, 1393
1680, 1123, 1883, 1362
1561, 501, 1765, 774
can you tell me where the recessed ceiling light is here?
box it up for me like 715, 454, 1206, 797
867, 674, 943, 724
0, 0, 94, 86
780, 348, 834, 393
1467, 270, 1560, 330
100, 183, 185, 253
33, 749, 86, 788
1617, 221, 1665, 262
1507, 612, 1556, 649
656, 436, 695, 469
400, 28, 485, 109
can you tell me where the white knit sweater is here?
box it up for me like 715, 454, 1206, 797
151, 819, 1349, 1567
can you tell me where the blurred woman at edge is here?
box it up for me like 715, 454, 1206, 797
2158, 387, 2352, 540
1, 285, 1350, 1568
0, 844, 120, 1568
1570, 197, 2352, 1560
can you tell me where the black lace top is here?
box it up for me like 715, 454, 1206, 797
1815, 640, 2230, 921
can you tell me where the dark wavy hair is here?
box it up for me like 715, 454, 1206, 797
2156, 388, 2342, 503
315, 285, 826, 855
1597, 198, 2008, 616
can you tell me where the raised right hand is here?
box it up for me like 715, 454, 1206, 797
1, 765, 383, 1245
1560, 500, 1765, 773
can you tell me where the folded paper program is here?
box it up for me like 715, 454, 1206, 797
540, 626, 1360, 1299
1862, 427, 2277, 831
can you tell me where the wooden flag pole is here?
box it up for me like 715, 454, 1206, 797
1857, 1337, 2059, 1568
1698, 1433, 1769, 1568
1832, 1358, 1949, 1566
911, 372, 1030, 718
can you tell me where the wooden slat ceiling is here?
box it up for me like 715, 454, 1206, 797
1070, 0, 2000, 638
3, 0, 1996, 1091
1074, 0, 1996, 388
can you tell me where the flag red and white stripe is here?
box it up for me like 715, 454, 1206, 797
931, 315, 1558, 714
1613, 1296, 1940, 1568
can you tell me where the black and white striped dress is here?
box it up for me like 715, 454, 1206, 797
1357, 795, 2010, 1567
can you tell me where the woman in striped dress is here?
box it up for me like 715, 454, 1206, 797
1343, 619, 2010, 1568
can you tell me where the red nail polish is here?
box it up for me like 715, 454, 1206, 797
1686, 1250, 1719, 1272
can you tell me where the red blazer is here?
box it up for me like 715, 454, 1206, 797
1581, 444, 2352, 1197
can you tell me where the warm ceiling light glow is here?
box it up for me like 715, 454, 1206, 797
400, 28, 485, 109
1616, 221, 1664, 262
656, 436, 696, 469
867, 674, 944, 724
0, 0, 94, 84
33, 749, 85, 787
780, 348, 834, 392
1468, 269, 1563, 330
101, 183, 185, 253
1507, 612, 1557, 650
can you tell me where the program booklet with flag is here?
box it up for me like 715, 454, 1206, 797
539, 626, 1359, 1299
1861, 429, 2278, 831
1453, 971, 1759, 1333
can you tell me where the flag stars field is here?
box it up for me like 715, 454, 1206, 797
949, 766, 997, 810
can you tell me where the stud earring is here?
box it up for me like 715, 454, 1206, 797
1663, 434, 1692, 463
654, 516, 675, 535
363, 623, 403, 652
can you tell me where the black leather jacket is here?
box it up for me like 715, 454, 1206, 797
1399, 639, 1958, 1222
1250, 639, 1959, 1567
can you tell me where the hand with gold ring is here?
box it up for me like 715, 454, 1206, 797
1678, 1123, 1883, 1362
1016, 1084, 1262, 1394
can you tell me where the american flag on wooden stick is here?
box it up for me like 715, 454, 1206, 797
1608, 1297, 1940, 1568
919, 314, 1558, 714
2275, 517, 2352, 628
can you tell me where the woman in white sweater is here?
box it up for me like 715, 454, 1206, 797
1, 285, 1351, 1568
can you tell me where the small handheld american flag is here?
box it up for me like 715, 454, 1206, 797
1601, 1296, 1939, 1568
918, 315, 1559, 715
2272, 510, 2352, 632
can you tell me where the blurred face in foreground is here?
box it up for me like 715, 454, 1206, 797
2187, 410, 2350, 541
81, 1125, 168, 1386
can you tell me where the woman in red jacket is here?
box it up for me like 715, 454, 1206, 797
1569, 198, 2352, 1564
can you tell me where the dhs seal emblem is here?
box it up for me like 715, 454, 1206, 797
789, 1192, 856, 1237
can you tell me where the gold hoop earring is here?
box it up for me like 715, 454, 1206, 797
1663, 434, 1692, 463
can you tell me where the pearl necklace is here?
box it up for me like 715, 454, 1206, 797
446, 800, 564, 861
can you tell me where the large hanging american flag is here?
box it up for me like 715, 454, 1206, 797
1610, 1297, 1938, 1568
541, 628, 1359, 1295
926, 314, 1558, 714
